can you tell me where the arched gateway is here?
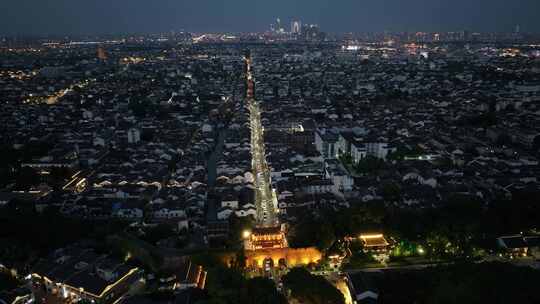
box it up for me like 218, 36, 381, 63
246, 247, 322, 269
244, 226, 322, 269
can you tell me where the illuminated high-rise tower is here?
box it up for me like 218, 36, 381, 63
276, 18, 283, 33
291, 21, 302, 34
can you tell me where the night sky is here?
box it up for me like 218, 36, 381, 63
1, 0, 539, 35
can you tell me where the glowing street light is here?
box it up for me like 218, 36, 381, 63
243, 230, 252, 239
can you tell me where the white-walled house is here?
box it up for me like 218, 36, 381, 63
217, 207, 234, 220
127, 128, 141, 144
315, 130, 339, 159
235, 205, 257, 217
351, 142, 367, 163
366, 142, 392, 160
221, 200, 239, 209
153, 208, 187, 219
325, 160, 354, 193
303, 179, 334, 194
403, 172, 437, 188
114, 207, 143, 219
178, 218, 189, 231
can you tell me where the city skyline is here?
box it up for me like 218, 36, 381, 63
1, 0, 540, 35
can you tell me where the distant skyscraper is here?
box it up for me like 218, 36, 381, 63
291, 20, 302, 34
513, 25, 522, 41
301, 24, 325, 41
276, 18, 282, 33
462, 30, 470, 41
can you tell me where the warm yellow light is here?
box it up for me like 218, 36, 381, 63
359, 234, 384, 239
243, 230, 251, 239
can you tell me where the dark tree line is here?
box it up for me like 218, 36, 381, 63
282, 267, 345, 304
378, 262, 540, 304
186, 253, 286, 304
289, 187, 540, 259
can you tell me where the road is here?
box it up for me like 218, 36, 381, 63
345, 262, 450, 274
43, 78, 95, 104
244, 54, 277, 226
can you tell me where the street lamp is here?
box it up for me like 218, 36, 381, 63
243, 230, 252, 239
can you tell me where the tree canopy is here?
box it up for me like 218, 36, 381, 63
198, 263, 286, 304
378, 262, 540, 304
282, 267, 344, 304
288, 217, 336, 251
